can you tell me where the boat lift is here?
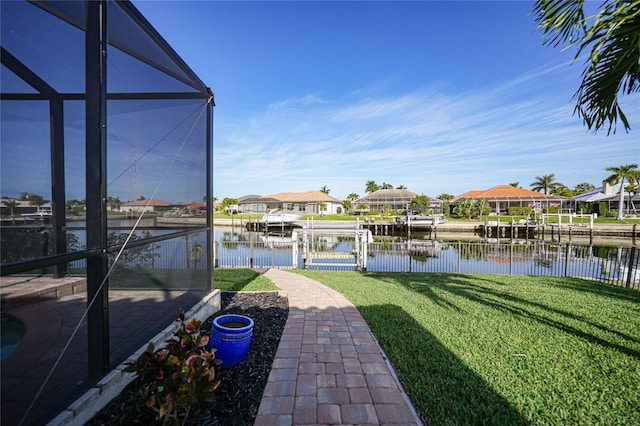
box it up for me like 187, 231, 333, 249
294, 219, 373, 271
541, 213, 596, 230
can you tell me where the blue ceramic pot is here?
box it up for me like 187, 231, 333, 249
208, 314, 254, 368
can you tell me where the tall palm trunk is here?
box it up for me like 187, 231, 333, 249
617, 181, 625, 220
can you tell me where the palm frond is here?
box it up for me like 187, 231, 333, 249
575, 1, 640, 133
533, 0, 587, 47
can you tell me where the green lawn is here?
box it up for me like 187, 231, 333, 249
213, 268, 280, 291
292, 271, 640, 425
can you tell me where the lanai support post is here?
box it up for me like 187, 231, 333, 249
50, 99, 67, 278
85, 0, 110, 380
206, 92, 214, 288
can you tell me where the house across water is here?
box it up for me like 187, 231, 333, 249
238, 190, 344, 216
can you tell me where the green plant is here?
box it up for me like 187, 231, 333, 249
597, 201, 609, 217
475, 199, 490, 218
125, 311, 221, 424
453, 199, 474, 220
507, 206, 532, 216
577, 201, 591, 214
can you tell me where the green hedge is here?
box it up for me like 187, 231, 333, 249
507, 206, 532, 216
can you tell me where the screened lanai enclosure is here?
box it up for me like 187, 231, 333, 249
1, 1, 214, 424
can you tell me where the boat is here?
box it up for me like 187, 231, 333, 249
21, 206, 52, 221
261, 210, 301, 225
162, 207, 185, 217
396, 214, 447, 228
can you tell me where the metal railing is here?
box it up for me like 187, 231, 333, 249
68, 240, 639, 290
213, 240, 639, 290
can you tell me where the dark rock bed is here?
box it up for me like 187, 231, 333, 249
88, 291, 288, 425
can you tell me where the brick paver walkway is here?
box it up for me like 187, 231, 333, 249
254, 269, 422, 426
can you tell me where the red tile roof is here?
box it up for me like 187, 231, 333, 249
451, 185, 560, 202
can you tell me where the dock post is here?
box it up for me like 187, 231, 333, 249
292, 231, 298, 269
362, 231, 368, 272
626, 247, 636, 289
509, 243, 513, 275
354, 231, 360, 271
249, 238, 254, 268
302, 232, 308, 269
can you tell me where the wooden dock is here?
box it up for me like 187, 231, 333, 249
220, 217, 640, 239
480, 220, 539, 239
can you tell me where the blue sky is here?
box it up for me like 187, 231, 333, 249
135, 0, 639, 201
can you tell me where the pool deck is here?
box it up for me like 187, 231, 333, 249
0, 276, 210, 426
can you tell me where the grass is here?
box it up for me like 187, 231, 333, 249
213, 268, 280, 291
292, 270, 640, 425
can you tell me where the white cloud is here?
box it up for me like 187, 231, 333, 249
213, 63, 639, 200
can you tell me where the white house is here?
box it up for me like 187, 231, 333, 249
238, 190, 344, 215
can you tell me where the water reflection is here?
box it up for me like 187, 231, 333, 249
213, 226, 638, 285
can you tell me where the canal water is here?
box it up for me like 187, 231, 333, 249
54, 221, 640, 285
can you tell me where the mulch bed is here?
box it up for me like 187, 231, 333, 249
87, 291, 289, 425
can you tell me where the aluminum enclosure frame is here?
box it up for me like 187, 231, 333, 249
1, 0, 214, 384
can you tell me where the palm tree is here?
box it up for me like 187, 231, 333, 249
356, 203, 369, 214
106, 196, 122, 212
626, 170, 640, 214
220, 197, 239, 215
573, 182, 596, 195
365, 180, 379, 193
410, 195, 431, 214
532, 0, 640, 134
551, 185, 575, 197
476, 199, 490, 219
381, 182, 393, 190
396, 185, 407, 189
2, 198, 18, 224
347, 193, 359, 202
23, 193, 46, 208
530, 174, 559, 194
319, 186, 330, 194
437, 193, 454, 201
509, 182, 520, 188
454, 199, 474, 220
605, 163, 639, 220
317, 201, 327, 217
